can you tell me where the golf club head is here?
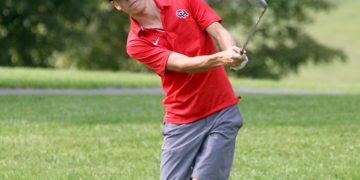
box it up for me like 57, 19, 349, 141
248, 0, 268, 8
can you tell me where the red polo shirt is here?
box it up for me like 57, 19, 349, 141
126, 0, 238, 124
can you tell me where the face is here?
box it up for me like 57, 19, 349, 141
111, 0, 147, 15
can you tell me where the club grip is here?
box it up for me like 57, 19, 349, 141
240, 49, 245, 55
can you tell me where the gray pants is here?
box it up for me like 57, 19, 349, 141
160, 104, 243, 180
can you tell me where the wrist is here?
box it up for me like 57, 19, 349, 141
230, 56, 249, 71
209, 53, 225, 65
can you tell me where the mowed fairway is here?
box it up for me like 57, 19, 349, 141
0, 94, 359, 179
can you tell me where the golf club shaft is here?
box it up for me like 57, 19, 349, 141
240, 7, 267, 55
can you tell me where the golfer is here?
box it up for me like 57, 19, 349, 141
110, 0, 248, 179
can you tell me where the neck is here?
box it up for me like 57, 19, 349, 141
131, 0, 163, 29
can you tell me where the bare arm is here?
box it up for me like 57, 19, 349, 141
166, 48, 240, 73
206, 22, 248, 69
166, 22, 247, 73
206, 22, 237, 51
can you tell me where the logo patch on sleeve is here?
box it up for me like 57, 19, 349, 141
176, 9, 189, 19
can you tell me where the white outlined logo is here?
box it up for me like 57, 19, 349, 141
176, 9, 189, 19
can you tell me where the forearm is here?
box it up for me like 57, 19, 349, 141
167, 53, 228, 73
215, 29, 237, 51
206, 22, 237, 50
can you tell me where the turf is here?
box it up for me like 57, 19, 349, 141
0, 94, 359, 179
1, 67, 360, 93
0, 67, 161, 89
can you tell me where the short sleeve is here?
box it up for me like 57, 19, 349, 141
188, 0, 222, 30
127, 40, 173, 77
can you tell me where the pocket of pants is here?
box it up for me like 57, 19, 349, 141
162, 123, 177, 136
161, 123, 167, 136
162, 122, 189, 137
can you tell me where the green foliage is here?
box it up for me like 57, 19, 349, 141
0, 0, 95, 66
0, 0, 346, 78
0, 0, 129, 70
209, 0, 346, 79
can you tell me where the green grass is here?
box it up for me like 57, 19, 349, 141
0, 94, 359, 179
1, 67, 360, 92
0, 67, 161, 89
230, 78, 360, 92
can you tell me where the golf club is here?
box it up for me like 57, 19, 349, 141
240, 0, 268, 55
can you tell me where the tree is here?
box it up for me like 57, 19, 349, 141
0, 0, 346, 79
209, 0, 346, 79
0, 0, 98, 67
0, 0, 139, 71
